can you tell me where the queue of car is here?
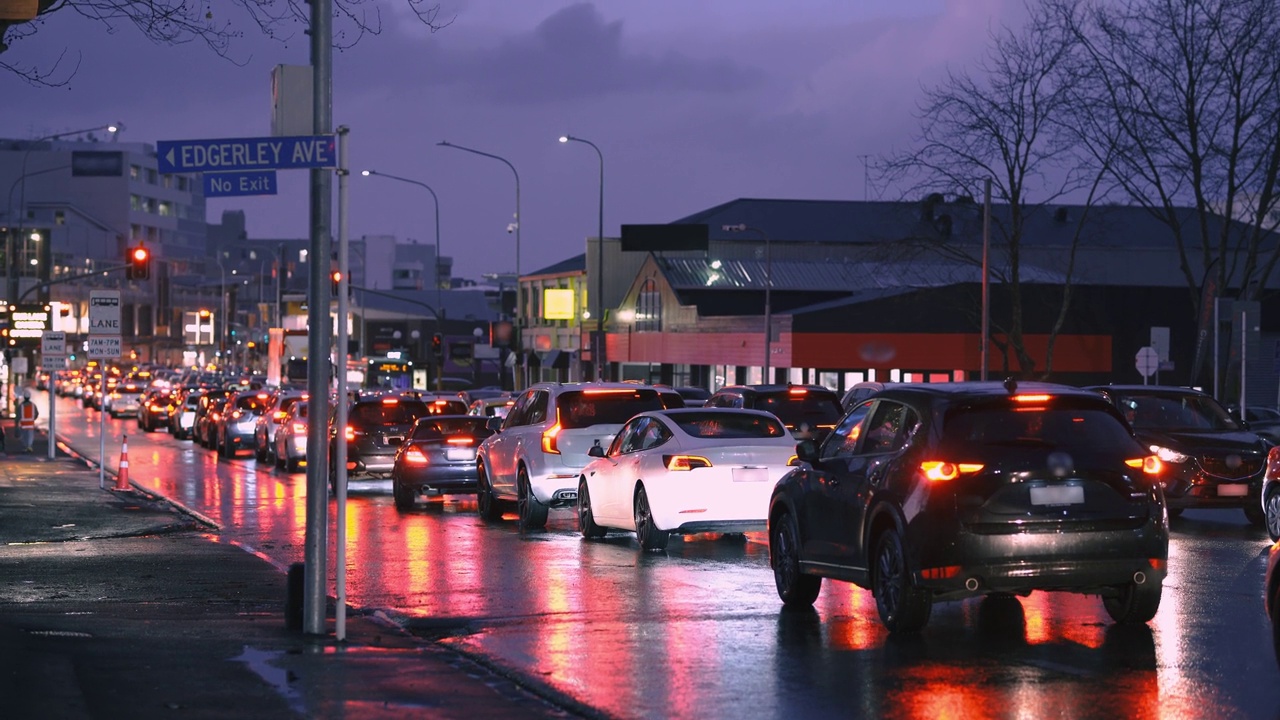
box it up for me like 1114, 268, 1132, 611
49, 367, 1280, 640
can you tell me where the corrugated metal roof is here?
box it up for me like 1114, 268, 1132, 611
658, 257, 1064, 292
527, 253, 585, 277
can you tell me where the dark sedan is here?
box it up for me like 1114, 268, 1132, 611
391, 416, 496, 511
1086, 385, 1269, 526
331, 397, 431, 490
768, 381, 1169, 633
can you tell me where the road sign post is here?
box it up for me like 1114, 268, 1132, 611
1136, 346, 1159, 385
41, 330, 66, 459
88, 290, 121, 488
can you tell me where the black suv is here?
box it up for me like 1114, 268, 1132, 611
1085, 385, 1269, 526
704, 384, 843, 442
768, 381, 1169, 633
331, 397, 431, 490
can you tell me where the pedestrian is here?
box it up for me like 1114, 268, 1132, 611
18, 389, 38, 453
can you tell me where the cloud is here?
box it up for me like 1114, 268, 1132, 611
424, 3, 762, 103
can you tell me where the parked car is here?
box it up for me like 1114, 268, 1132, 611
331, 397, 432, 489
1085, 385, 1269, 526
255, 391, 306, 463
275, 400, 316, 473
704, 384, 844, 442
216, 391, 271, 458
391, 415, 497, 511
578, 408, 797, 550
768, 381, 1169, 633
476, 382, 673, 531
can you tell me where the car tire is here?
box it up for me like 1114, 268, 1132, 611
872, 529, 932, 633
517, 469, 548, 532
577, 479, 607, 539
634, 485, 669, 551
1103, 576, 1162, 625
770, 510, 821, 608
1266, 486, 1280, 542
256, 442, 269, 463
476, 462, 502, 521
393, 480, 415, 512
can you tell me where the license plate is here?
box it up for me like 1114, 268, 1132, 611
1030, 485, 1084, 506
732, 467, 769, 483
1218, 483, 1249, 497
445, 448, 475, 462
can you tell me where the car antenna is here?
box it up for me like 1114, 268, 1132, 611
1003, 377, 1018, 394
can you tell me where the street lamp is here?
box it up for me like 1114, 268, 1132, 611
437, 141, 522, 387
360, 170, 443, 315
558, 134, 606, 381
723, 224, 773, 382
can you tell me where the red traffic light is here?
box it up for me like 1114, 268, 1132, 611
127, 244, 151, 280
131, 247, 149, 262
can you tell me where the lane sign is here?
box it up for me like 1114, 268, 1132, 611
42, 331, 66, 356
89, 290, 121, 335
157, 135, 336, 174
204, 170, 279, 197
87, 336, 122, 359
42, 355, 65, 372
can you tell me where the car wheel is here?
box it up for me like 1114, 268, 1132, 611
476, 462, 502, 521
1266, 486, 1280, 542
577, 479, 607, 539
286, 456, 300, 473
770, 510, 821, 608
256, 442, 268, 463
634, 485, 669, 551
393, 480, 415, 512
1103, 576, 1162, 625
872, 529, 932, 633
517, 469, 548, 532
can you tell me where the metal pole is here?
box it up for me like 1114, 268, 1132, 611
1213, 297, 1220, 398
1240, 309, 1247, 413
303, 0, 334, 638
764, 232, 772, 382
47, 371, 55, 459
334, 127, 350, 642
98, 371, 106, 489
981, 178, 991, 382
276, 242, 285, 331
560, 136, 606, 381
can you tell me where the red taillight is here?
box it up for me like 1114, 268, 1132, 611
345, 425, 356, 441
788, 387, 808, 395
542, 416, 562, 454
292, 422, 306, 433
403, 447, 430, 465
921, 566, 961, 580
1126, 455, 1163, 476
664, 455, 712, 471
273, 411, 288, 421
1012, 394, 1051, 403
231, 410, 243, 420
446, 436, 475, 446
381, 398, 399, 405
920, 461, 984, 482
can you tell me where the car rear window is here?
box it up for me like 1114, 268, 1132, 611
412, 417, 492, 440
751, 391, 844, 427
236, 396, 270, 412
941, 400, 1139, 455
555, 389, 667, 429
423, 399, 469, 416
670, 411, 787, 439
350, 400, 429, 427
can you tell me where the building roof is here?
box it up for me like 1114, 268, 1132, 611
657, 256, 1064, 292
526, 253, 585, 278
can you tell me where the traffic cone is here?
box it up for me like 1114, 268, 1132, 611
116, 433, 130, 491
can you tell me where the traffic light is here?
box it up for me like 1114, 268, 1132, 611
127, 245, 150, 280
431, 333, 444, 360
331, 270, 342, 296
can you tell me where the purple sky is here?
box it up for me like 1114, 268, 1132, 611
1, 0, 1026, 280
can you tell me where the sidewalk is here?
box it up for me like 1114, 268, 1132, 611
0, 427, 595, 719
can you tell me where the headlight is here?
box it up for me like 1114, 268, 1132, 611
1150, 444, 1191, 464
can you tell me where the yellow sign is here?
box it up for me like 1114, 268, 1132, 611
543, 288, 575, 320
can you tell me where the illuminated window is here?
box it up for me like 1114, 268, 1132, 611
636, 279, 662, 332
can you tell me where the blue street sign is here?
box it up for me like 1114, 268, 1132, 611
203, 171, 279, 197
156, 135, 336, 174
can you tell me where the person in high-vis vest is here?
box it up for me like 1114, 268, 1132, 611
18, 389, 38, 453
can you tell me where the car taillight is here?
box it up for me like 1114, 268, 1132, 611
345, 425, 356, 441
403, 447, 430, 465
293, 422, 306, 433
542, 415, 563, 454
920, 461, 984, 482
231, 410, 243, 420
273, 411, 288, 421
664, 455, 712, 471
446, 436, 475, 446
1126, 455, 1163, 476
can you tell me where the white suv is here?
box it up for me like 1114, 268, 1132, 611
476, 382, 677, 530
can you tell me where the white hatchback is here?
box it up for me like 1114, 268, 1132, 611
577, 408, 797, 550
475, 382, 676, 531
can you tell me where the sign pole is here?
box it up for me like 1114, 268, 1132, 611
47, 375, 54, 459
98, 372, 106, 488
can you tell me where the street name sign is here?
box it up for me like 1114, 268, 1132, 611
41, 331, 66, 356
204, 171, 278, 197
157, 135, 336, 174
89, 291, 121, 335
88, 336, 122, 359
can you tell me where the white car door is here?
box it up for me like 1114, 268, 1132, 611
593, 417, 649, 528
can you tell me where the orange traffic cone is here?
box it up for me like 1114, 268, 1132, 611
116, 433, 130, 491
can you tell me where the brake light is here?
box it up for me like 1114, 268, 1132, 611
230, 410, 243, 420
381, 398, 399, 405
273, 411, 288, 421
1012, 394, 1051, 403
542, 413, 563, 454
345, 425, 356, 441
257, 393, 269, 399
920, 461, 984, 481
664, 455, 712, 471
292, 422, 306, 433
1126, 455, 1163, 476
788, 387, 808, 395
403, 447, 430, 465
446, 436, 475, 446
582, 389, 637, 396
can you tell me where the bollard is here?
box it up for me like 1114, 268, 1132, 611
115, 433, 130, 491
286, 562, 305, 632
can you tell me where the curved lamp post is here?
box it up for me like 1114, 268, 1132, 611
360, 170, 443, 313
558, 134, 606, 381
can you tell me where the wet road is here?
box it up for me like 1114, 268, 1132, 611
42, 390, 1280, 719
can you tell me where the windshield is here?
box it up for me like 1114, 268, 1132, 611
1111, 392, 1241, 432
670, 411, 787, 439
752, 391, 844, 428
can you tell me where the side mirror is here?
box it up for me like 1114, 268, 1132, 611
486, 417, 504, 433
588, 445, 606, 458
795, 439, 819, 464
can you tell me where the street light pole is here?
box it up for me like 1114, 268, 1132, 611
361, 169, 445, 390
437, 141, 522, 388
558, 135, 606, 381
723, 224, 772, 382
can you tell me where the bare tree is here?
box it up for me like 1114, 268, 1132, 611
1, 0, 450, 86
1053, 0, 1280, 383
878, 2, 1108, 378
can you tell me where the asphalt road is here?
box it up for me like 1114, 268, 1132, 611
43, 389, 1280, 719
